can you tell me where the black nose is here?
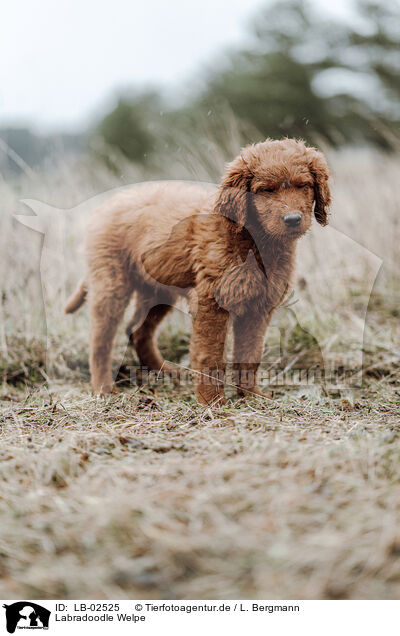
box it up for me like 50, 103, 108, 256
283, 212, 302, 227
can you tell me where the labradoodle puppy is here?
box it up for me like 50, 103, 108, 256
66, 138, 331, 405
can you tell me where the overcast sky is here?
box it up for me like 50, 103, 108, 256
1, 0, 351, 132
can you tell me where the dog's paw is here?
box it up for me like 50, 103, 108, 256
92, 384, 118, 396
236, 386, 272, 400
196, 385, 226, 407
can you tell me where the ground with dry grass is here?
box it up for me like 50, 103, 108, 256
1, 375, 400, 600
1, 148, 400, 599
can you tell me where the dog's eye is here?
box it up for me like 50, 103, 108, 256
262, 187, 275, 194
299, 184, 311, 190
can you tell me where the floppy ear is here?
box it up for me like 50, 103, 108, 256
215, 155, 253, 231
307, 149, 331, 226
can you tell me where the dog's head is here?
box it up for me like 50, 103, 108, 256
215, 138, 331, 240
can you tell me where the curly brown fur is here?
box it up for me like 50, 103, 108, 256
65, 138, 331, 405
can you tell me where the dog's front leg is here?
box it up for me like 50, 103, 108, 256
190, 298, 229, 406
232, 308, 272, 398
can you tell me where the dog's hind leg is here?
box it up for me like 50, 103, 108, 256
128, 291, 175, 372
89, 269, 133, 394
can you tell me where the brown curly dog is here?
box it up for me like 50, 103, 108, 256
65, 138, 331, 405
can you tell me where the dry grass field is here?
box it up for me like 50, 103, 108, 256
1, 147, 400, 599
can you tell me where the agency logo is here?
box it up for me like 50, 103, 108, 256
2, 603, 50, 633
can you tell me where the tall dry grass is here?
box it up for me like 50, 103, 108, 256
1, 146, 399, 384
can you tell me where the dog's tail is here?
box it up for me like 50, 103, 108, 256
65, 279, 88, 313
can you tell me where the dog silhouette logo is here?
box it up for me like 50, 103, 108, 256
3, 602, 50, 633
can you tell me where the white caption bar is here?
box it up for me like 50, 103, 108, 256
1, 599, 398, 635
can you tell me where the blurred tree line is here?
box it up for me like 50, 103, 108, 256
1, 0, 399, 175
93, 0, 400, 168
